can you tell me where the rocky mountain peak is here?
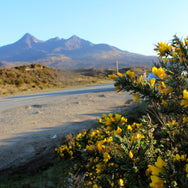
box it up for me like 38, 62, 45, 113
47, 37, 61, 42
17, 33, 43, 48
65, 35, 93, 50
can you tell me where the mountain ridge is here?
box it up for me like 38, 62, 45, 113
0, 33, 156, 70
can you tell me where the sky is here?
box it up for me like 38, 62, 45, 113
0, 0, 188, 56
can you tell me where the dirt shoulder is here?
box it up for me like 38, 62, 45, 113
0, 90, 133, 175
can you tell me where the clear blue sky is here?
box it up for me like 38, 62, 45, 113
0, 0, 188, 55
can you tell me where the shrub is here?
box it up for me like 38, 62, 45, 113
56, 36, 188, 187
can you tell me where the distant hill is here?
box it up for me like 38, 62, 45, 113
0, 33, 156, 70
0, 64, 107, 95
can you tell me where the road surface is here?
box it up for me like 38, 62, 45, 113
0, 83, 114, 111
0, 83, 133, 175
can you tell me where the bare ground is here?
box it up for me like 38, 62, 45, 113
0, 90, 133, 175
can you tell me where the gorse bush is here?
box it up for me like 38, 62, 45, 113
56, 36, 188, 188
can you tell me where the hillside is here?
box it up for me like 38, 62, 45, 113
0, 33, 156, 70
0, 64, 107, 95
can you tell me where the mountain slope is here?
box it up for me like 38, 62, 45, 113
0, 33, 156, 69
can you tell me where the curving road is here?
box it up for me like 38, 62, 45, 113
0, 83, 115, 111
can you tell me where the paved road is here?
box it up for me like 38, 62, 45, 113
0, 83, 115, 111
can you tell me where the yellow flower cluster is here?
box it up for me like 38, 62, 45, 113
147, 154, 188, 187
147, 156, 167, 188
99, 113, 127, 131
132, 93, 140, 102
55, 145, 74, 159
76, 130, 87, 141
109, 70, 136, 93
55, 112, 150, 187
152, 67, 169, 80
131, 132, 145, 143
155, 41, 173, 57
103, 152, 111, 163
155, 37, 188, 66
126, 70, 135, 79
172, 154, 188, 178
172, 154, 187, 162
157, 80, 173, 96
108, 72, 124, 81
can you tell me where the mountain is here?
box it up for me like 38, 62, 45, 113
0, 33, 156, 70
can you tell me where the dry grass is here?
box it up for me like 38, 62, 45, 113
0, 64, 151, 96
0, 64, 109, 96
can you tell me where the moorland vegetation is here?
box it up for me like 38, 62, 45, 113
0, 64, 151, 96
55, 35, 188, 187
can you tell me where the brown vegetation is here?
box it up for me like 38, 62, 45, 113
0, 64, 108, 96
0, 64, 151, 96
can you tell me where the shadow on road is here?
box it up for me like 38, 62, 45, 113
0, 102, 133, 177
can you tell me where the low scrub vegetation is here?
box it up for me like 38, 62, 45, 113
55, 35, 188, 187
0, 64, 108, 96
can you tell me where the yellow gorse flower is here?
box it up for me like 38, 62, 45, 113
172, 154, 187, 162
181, 154, 187, 161
158, 85, 164, 93
103, 152, 111, 163
155, 41, 173, 56
139, 75, 143, 83
132, 93, 140, 102
150, 175, 164, 188
150, 78, 156, 87
152, 67, 167, 80
114, 85, 122, 93
180, 89, 188, 108
115, 114, 122, 122
117, 72, 123, 78
155, 156, 167, 169
131, 133, 145, 143
127, 125, 133, 131
129, 150, 134, 159
120, 116, 127, 124
161, 99, 168, 106
86, 145, 94, 152
93, 184, 99, 188
186, 164, 188, 173
183, 116, 188, 123
114, 126, 122, 135
146, 165, 152, 176
168, 120, 176, 127
149, 156, 166, 188
119, 178, 124, 186
126, 70, 135, 79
